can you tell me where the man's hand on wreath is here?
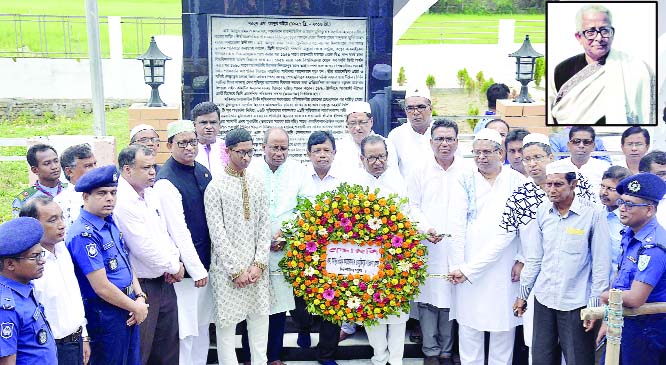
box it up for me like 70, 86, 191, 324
271, 231, 286, 251
426, 228, 442, 243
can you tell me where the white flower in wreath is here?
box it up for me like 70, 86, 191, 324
317, 227, 327, 236
397, 261, 411, 272
304, 266, 316, 276
353, 278, 360, 285
347, 296, 361, 309
368, 217, 382, 231
342, 233, 350, 240
366, 288, 375, 295
388, 248, 396, 255
312, 253, 320, 262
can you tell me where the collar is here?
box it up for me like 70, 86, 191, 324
308, 163, 338, 181
608, 207, 620, 218
79, 208, 114, 231
170, 157, 195, 171
632, 217, 660, 244
0, 275, 33, 298
118, 176, 143, 202
549, 195, 583, 216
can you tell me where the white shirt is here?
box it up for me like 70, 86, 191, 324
54, 183, 83, 233
152, 179, 208, 281
333, 133, 399, 180
195, 138, 228, 178
301, 163, 346, 198
33, 242, 88, 339
657, 199, 666, 227
387, 122, 433, 179
407, 156, 466, 309
551, 157, 611, 194
114, 176, 181, 279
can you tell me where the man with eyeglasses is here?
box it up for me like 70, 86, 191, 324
54, 143, 97, 231
551, 4, 654, 124
20, 197, 91, 365
550, 126, 610, 193
406, 119, 463, 365
244, 127, 308, 365
446, 128, 526, 365
154, 120, 212, 365
334, 101, 398, 178
66, 164, 148, 364
192, 101, 229, 177
513, 162, 610, 365
639, 151, 666, 227
599, 166, 631, 282
130, 124, 161, 156
596, 173, 666, 364
204, 128, 270, 365
388, 86, 435, 179
618, 126, 650, 174
115, 145, 184, 365
0, 217, 57, 365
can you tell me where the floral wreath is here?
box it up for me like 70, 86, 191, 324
279, 183, 428, 326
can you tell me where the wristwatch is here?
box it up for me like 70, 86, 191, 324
136, 292, 148, 302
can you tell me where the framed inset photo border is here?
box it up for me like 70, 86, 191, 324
545, 1, 657, 126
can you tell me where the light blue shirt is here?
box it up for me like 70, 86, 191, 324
606, 208, 625, 279
520, 196, 611, 310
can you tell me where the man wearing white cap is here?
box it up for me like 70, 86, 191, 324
388, 85, 435, 179
407, 119, 464, 365
153, 120, 212, 365
130, 124, 161, 156
513, 162, 610, 365
446, 128, 526, 365
451, 133, 597, 362
334, 101, 398, 181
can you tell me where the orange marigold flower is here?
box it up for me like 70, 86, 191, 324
378, 198, 387, 206
396, 213, 404, 220
404, 221, 412, 229
368, 193, 376, 201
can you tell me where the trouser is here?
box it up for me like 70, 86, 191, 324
292, 296, 341, 362
84, 297, 140, 365
418, 302, 454, 357
365, 322, 407, 365
216, 313, 269, 365
600, 313, 666, 365
341, 321, 357, 335
458, 324, 515, 365
241, 311, 287, 362
138, 277, 179, 365
174, 279, 213, 365
532, 298, 594, 365
56, 337, 83, 365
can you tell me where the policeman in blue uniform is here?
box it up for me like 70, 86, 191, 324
66, 165, 148, 365
0, 217, 57, 365
599, 172, 666, 364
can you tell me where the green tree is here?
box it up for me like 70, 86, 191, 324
397, 66, 407, 86
426, 74, 436, 89
475, 71, 485, 89
465, 77, 476, 95
456, 68, 469, 88
467, 104, 480, 130
534, 57, 545, 87
480, 77, 496, 94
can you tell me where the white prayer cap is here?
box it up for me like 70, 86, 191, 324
129, 124, 156, 140
545, 162, 576, 175
474, 128, 502, 146
167, 120, 195, 139
405, 85, 431, 101
522, 133, 551, 147
345, 101, 371, 115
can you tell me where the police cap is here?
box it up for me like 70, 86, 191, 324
75, 165, 119, 193
616, 173, 666, 203
0, 217, 44, 257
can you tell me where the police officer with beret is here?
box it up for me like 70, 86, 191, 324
0, 217, 57, 365
66, 165, 148, 364
597, 172, 666, 364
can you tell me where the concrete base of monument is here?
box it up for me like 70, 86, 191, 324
202, 314, 464, 364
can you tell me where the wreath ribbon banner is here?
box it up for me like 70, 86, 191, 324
279, 183, 429, 326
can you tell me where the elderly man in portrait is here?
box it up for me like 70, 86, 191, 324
550, 4, 654, 124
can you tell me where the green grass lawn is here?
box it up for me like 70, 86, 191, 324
0, 0, 182, 58
0, 108, 130, 222
399, 13, 545, 45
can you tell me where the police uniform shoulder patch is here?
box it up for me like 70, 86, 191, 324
638, 254, 651, 271
86, 243, 98, 258
16, 187, 37, 202
1, 322, 13, 339
0, 286, 15, 310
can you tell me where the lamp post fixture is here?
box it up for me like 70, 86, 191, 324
508, 35, 543, 103
137, 36, 171, 107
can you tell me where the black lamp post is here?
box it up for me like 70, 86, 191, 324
508, 35, 543, 103
137, 36, 171, 107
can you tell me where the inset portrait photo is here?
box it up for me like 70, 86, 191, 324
546, 1, 657, 125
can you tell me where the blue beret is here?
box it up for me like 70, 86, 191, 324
75, 165, 119, 193
616, 173, 666, 203
0, 217, 44, 257
372, 64, 391, 81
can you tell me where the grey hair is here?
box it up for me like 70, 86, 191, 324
263, 127, 289, 144
576, 4, 613, 32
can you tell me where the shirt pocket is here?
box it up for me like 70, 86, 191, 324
560, 227, 588, 255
